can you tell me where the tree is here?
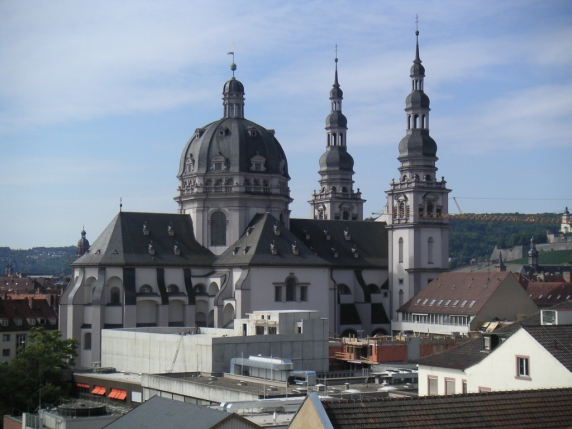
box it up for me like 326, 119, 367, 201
0, 328, 78, 419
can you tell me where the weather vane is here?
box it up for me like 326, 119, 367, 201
415, 14, 419, 34
227, 43, 236, 76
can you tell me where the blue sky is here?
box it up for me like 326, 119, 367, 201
1, 0, 571, 249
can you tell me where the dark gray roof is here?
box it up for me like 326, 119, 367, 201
214, 213, 328, 267
319, 146, 354, 172
318, 388, 572, 429
103, 396, 260, 429
416, 334, 491, 370
325, 111, 347, 128
524, 325, 572, 372
73, 212, 215, 267
177, 117, 289, 178
398, 129, 437, 159
223, 76, 244, 94
289, 219, 388, 268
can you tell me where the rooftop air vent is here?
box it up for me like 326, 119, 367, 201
270, 241, 277, 255
274, 224, 280, 236
143, 222, 149, 236
174, 243, 180, 256
344, 228, 351, 241
168, 223, 174, 236
148, 241, 155, 255
291, 241, 299, 256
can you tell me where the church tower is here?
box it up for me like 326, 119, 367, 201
384, 28, 451, 319
309, 54, 365, 221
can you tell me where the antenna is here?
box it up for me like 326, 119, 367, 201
120, 197, 123, 212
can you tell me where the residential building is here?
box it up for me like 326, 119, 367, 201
417, 304, 572, 395
392, 271, 538, 335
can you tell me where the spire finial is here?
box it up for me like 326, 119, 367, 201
414, 15, 420, 61
334, 44, 339, 86
227, 43, 236, 77
120, 197, 122, 212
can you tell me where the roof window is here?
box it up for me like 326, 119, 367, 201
429, 299, 436, 306
27, 318, 36, 325
547, 295, 552, 299
469, 300, 476, 308
452, 300, 459, 307
14, 318, 22, 326
567, 295, 571, 300
444, 300, 451, 307
415, 299, 421, 305
0, 319, 8, 327
557, 295, 561, 299
461, 300, 467, 307
422, 299, 428, 305
437, 300, 443, 306
539, 294, 543, 299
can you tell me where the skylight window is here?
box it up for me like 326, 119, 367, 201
437, 300, 443, 306
452, 300, 459, 306
422, 299, 428, 305
416, 299, 421, 305
539, 294, 543, 299
461, 300, 467, 307
444, 300, 451, 306
547, 295, 552, 299
430, 299, 436, 306
469, 300, 476, 308
567, 295, 571, 300
557, 295, 561, 299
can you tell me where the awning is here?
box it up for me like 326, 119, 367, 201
91, 386, 105, 395
108, 388, 127, 400
76, 382, 89, 389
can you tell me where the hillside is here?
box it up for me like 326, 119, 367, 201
0, 246, 76, 276
448, 212, 561, 269
504, 249, 572, 265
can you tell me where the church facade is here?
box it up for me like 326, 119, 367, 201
61, 32, 450, 368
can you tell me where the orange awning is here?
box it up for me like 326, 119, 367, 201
108, 388, 127, 400
91, 386, 105, 395
76, 382, 89, 389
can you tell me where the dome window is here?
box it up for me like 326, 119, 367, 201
211, 153, 227, 172
185, 154, 195, 173
250, 153, 266, 172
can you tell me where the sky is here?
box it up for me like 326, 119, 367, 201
1, 0, 571, 249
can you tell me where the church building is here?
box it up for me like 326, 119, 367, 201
60, 31, 451, 368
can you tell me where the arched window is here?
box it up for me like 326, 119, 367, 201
342, 211, 349, 220
428, 237, 434, 264
84, 333, 92, 350
399, 289, 404, 307
337, 284, 351, 295
211, 211, 226, 246
110, 287, 120, 305
407, 115, 411, 129
194, 284, 206, 295
166, 284, 179, 294
342, 187, 348, 193
286, 277, 296, 302
413, 115, 418, 128
339, 134, 343, 146
139, 285, 152, 294
399, 202, 405, 218
427, 201, 434, 216
398, 238, 404, 263
421, 115, 426, 129
368, 284, 381, 294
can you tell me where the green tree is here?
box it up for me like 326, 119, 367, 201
0, 328, 78, 418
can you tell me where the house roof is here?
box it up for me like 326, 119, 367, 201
73, 212, 215, 267
214, 213, 328, 267
524, 325, 572, 372
524, 282, 572, 307
317, 388, 572, 428
415, 333, 490, 370
289, 218, 388, 268
0, 297, 58, 332
103, 396, 260, 429
397, 271, 516, 315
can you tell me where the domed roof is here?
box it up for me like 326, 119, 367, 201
326, 111, 347, 128
319, 146, 354, 173
223, 77, 244, 94
406, 91, 430, 109
410, 61, 425, 77
330, 85, 343, 99
178, 117, 289, 178
77, 229, 89, 248
398, 130, 437, 159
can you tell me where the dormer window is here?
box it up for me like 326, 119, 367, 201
210, 153, 227, 171
37, 317, 46, 325
250, 152, 266, 172
0, 319, 8, 327
48, 318, 57, 325
27, 318, 36, 326
14, 318, 22, 326
185, 154, 195, 173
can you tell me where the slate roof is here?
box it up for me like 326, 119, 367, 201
524, 325, 572, 372
214, 213, 329, 267
73, 212, 215, 267
289, 219, 388, 268
103, 396, 260, 429
415, 334, 490, 370
319, 388, 572, 428
397, 271, 515, 316
524, 282, 572, 307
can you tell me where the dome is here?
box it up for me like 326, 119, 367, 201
398, 130, 437, 159
77, 230, 89, 248
410, 61, 425, 77
330, 85, 343, 99
326, 111, 347, 128
178, 117, 289, 178
319, 147, 354, 173
406, 91, 430, 109
223, 77, 244, 94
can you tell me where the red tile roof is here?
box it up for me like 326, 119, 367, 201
0, 297, 58, 332
524, 282, 572, 307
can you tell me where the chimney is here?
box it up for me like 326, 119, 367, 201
563, 270, 571, 283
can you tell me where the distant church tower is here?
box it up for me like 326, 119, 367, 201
384, 28, 451, 318
309, 54, 365, 221
75, 228, 90, 259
